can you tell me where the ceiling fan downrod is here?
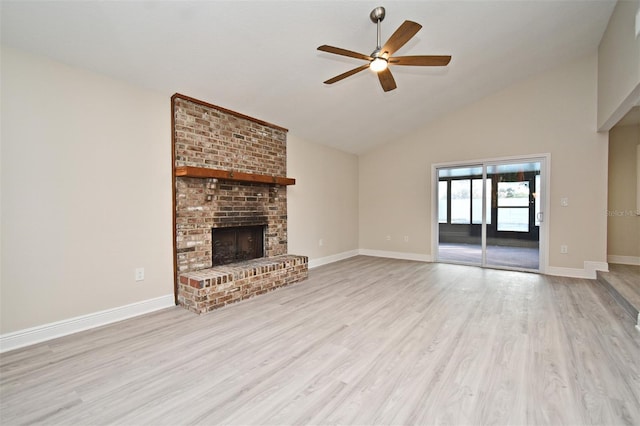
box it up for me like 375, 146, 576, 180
370, 6, 386, 53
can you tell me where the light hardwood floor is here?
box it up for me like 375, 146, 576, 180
598, 264, 640, 327
1, 256, 639, 425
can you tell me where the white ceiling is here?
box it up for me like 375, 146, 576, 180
0, 0, 616, 154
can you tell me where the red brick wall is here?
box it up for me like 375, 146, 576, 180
174, 97, 287, 175
178, 255, 308, 314
174, 96, 289, 273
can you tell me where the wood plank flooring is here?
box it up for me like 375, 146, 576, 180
1, 256, 639, 425
437, 243, 539, 270
598, 264, 640, 321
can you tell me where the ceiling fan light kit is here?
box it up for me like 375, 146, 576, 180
318, 6, 451, 92
369, 57, 388, 72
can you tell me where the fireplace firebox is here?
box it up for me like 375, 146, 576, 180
212, 225, 265, 266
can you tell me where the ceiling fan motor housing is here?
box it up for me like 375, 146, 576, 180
370, 6, 385, 23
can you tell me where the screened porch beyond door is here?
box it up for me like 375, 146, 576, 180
436, 160, 543, 271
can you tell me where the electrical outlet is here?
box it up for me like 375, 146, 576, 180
135, 267, 145, 281
404, 236, 409, 242
319, 239, 323, 247
560, 245, 568, 254
386, 235, 391, 241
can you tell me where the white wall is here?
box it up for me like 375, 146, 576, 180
598, 0, 640, 130
359, 53, 608, 272
287, 133, 359, 266
608, 124, 640, 262
1, 47, 174, 334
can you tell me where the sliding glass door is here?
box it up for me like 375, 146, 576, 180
436, 158, 544, 272
437, 165, 484, 265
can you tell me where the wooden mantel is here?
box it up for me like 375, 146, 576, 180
175, 165, 295, 186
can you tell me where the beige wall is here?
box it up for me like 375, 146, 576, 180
0, 45, 613, 335
359, 53, 608, 271
1, 47, 174, 333
598, 0, 640, 130
287, 134, 359, 264
0, 47, 361, 335
608, 124, 640, 259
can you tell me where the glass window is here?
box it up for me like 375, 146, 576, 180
497, 181, 529, 206
438, 181, 448, 224
497, 208, 529, 232
534, 174, 541, 226
450, 179, 470, 224
472, 178, 491, 224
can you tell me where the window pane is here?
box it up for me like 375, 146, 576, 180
497, 208, 529, 232
451, 179, 470, 224
438, 181, 448, 224
486, 178, 492, 224
439, 166, 482, 178
497, 181, 529, 206
472, 178, 491, 224
534, 174, 541, 226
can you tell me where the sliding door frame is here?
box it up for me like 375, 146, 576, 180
431, 153, 550, 274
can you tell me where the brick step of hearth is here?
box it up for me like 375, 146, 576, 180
178, 254, 308, 314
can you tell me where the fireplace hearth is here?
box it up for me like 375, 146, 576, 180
212, 225, 265, 266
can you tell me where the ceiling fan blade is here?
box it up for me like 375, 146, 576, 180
377, 68, 397, 92
324, 64, 370, 84
317, 45, 372, 61
381, 20, 422, 56
389, 55, 451, 66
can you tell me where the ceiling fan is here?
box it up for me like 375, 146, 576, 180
317, 6, 451, 92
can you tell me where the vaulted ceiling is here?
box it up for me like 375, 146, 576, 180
1, 1, 617, 154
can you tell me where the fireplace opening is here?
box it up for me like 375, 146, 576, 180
212, 225, 265, 266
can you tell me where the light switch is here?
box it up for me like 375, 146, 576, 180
560, 197, 569, 207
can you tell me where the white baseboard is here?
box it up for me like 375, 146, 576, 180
358, 249, 432, 262
309, 249, 432, 268
0, 294, 175, 353
585, 261, 608, 276
543, 266, 590, 278
308, 250, 360, 269
608, 255, 640, 266
546, 261, 609, 279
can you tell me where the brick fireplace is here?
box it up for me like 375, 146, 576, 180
172, 94, 308, 314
